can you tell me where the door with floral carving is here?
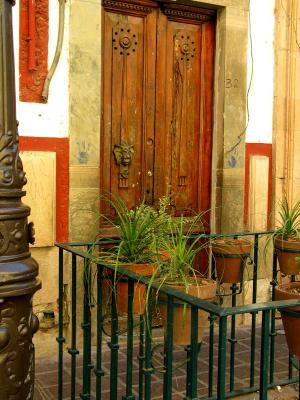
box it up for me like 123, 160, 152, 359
101, 0, 215, 226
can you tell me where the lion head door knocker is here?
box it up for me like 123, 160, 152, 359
113, 143, 134, 188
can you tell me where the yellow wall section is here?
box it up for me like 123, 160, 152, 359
21, 151, 56, 247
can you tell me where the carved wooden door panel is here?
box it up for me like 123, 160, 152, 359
154, 4, 215, 226
101, 1, 216, 222
101, 1, 157, 215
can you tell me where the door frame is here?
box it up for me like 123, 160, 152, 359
100, 0, 216, 220
97, 0, 250, 234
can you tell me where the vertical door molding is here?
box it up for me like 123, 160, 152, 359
154, 3, 216, 225
273, 0, 300, 210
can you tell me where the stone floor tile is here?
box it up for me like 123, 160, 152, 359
34, 324, 299, 400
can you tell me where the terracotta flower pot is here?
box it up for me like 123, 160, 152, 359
275, 282, 300, 357
211, 239, 252, 283
115, 263, 156, 315
274, 236, 300, 275
158, 279, 216, 346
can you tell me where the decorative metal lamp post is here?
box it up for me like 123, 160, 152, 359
0, 0, 40, 399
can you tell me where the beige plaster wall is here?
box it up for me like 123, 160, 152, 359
32, 247, 60, 306
185, 1, 249, 234
20, 152, 60, 312
248, 156, 269, 232
69, 0, 101, 242
273, 0, 300, 208
21, 151, 56, 247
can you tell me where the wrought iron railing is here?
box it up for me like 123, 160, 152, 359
56, 232, 300, 400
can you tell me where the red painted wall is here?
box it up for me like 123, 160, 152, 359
19, 137, 69, 243
19, 0, 49, 103
244, 143, 272, 229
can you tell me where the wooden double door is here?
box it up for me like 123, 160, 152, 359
101, 0, 216, 225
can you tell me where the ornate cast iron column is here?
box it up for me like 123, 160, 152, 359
0, 1, 40, 399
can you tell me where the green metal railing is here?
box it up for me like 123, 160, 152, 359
56, 232, 300, 400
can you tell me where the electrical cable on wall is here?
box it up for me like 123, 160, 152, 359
41, 0, 66, 102
225, 0, 254, 164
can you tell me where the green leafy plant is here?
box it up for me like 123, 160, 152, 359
148, 215, 208, 291
146, 216, 216, 346
89, 195, 210, 317
269, 197, 300, 275
94, 194, 172, 265
274, 197, 300, 238
86, 195, 174, 316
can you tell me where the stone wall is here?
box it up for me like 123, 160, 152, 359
69, 0, 101, 242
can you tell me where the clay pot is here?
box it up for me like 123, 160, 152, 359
115, 263, 156, 315
275, 282, 300, 357
274, 236, 300, 275
158, 279, 216, 346
105, 251, 169, 315
211, 239, 252, 283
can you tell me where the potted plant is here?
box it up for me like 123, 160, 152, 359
149, 218, 216, 346
272, 198, 300, 275
275, 281, 300, 357
211, 238, 252, 284
94, 195, 171, 315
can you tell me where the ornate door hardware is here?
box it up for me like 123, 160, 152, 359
113, 143, 134, 188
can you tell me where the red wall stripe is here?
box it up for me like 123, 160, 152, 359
19, 0, 49, 103
244, 143, 272, 229
19, 137, 69, 243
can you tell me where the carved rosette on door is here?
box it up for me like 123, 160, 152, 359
176, 33, 196, 63
113, 27, 138, 56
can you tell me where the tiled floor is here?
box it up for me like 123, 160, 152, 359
34, 321, 299, 400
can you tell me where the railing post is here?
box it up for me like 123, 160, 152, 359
269, 251, 277, 384
208, 313, 215, 397
95, 264, 104, 400
229, 283, 237, 392
57, 248, 65, 400
0, 2, 41, 399
68, 254, 79, 399
123, 278, 135, 400
138, 315, 145, 400
217, 316, 227, 400
260, 310, 270, 400
250, 234, 259, 387
163, 295, 174, 400
81, 253, 93, 399
144, 291, 153, 400
109, 281, 119, 400
188, 305, 199, 400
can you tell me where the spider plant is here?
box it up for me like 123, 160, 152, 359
91, 194, 172, 315
95, 194, 171, 265
274, 197, 300, 238
149, 215, 208, 289
146, 216, 216, 345
271, 197, 300, 275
